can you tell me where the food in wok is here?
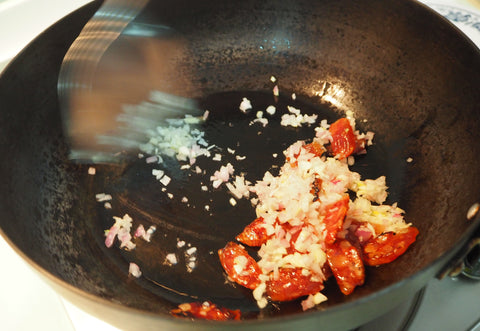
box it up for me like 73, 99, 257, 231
101, 85, 418, 319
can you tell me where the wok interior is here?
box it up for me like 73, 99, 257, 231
0, 0, 480, 324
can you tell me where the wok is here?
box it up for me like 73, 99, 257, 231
1, 0, 480, 330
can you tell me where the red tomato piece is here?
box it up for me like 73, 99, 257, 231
236, 217, 269, 247
329, 118, 356, 159
323, 195, 350, 245
218, 241, 261, 289
326, 239, 365, 295
362, 226, 419, 266
266, 268, 324, 302
171, 301, 241, 320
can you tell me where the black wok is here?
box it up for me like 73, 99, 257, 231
0, 0, 479, 330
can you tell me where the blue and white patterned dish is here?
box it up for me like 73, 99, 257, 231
423, 2, 480, 46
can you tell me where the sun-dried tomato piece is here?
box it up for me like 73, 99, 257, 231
304, 141, 325, 157
266, 268, 324, 302
218, 241, 261, 289
236, 217, 269, 247
323, 195, 349, 245
171, 301, 241, 320
329, 118, 356, 159
326, 239, 365, 295
362, 226, 419, 266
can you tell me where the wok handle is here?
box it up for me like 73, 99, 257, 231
437, 237, 480, 280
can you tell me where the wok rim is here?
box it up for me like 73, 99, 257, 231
1, 0, 480, 328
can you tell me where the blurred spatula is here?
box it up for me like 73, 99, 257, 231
58, 0, 200, 163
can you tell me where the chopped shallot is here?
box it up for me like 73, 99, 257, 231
301, 292, 327, 311
210, 163, 234, 189
225, 175, 251, 199
134, 224, 156, 242
104, 214, 135, 249
104, 225, 119, 248
281, 113, 318, 127
273, 85, 279, 96
134, 224, 146, 239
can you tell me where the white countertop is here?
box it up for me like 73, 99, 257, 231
0, 1, 479, 330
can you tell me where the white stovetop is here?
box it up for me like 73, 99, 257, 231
0, 1, 479, 330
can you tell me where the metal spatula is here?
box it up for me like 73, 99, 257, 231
58, 0, 200, 163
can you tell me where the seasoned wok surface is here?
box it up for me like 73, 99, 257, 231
0, 0, 479, 324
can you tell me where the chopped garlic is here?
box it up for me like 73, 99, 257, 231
166, 253, 178, 265
187, 261, 197, 272
160, 175, 171, 186
146, 155, 158, 164
250, 118, 269, 127
96, 193, 112, 202
287, 105, 301, 115
152, 169, 164, 180
129, 263, 142, 278
203, 110, 210, 121
239, 97, 252, 113
266, 105, 276, 115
